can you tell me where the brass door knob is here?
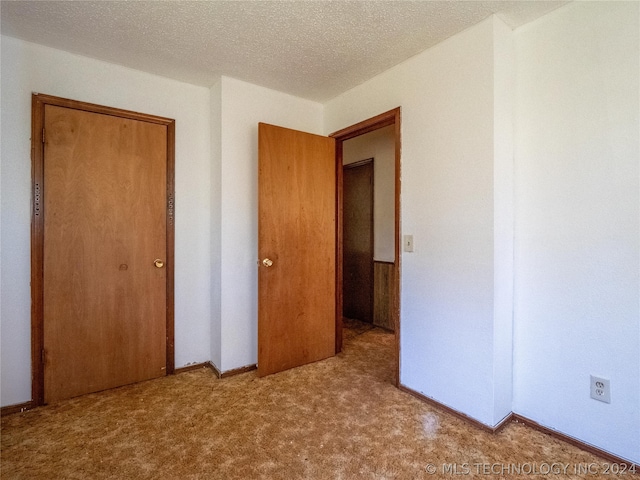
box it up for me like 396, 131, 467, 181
262, 258, 273, 268
154, 259, 165, 268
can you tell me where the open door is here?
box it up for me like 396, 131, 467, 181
258, 123, 336, 377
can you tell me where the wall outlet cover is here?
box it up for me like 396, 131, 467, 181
590, 375, 611, 404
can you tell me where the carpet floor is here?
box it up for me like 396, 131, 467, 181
1, 324, 615, 479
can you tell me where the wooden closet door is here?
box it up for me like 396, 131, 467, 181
43, 104, 168, 403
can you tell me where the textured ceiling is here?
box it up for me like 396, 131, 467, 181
1, 0, 569, 101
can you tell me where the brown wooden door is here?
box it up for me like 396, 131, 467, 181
258, 123, 336, 377
343, 160, 374, 323
42, 104, 168, 403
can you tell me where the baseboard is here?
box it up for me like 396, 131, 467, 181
493, 411, 514, 432
398, 384, 511, 433
2, 364, 218, 415
220, 364, 257, 378
398, 384, 638, 469
175, 361, 257, 379
1, 400, 35, 417
174, 361, 219, 376
4, 362, 257, 416
512, 414, 640, 470
209, 362, 222, 378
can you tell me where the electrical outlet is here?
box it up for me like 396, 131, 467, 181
403, 235, 414, 252
590, 375, 611, 404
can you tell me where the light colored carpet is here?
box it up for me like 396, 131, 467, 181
1, 325, 612, 479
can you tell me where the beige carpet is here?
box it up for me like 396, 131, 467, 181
1, 325, 614, 479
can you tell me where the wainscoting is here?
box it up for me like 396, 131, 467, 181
373, 261, 396, 331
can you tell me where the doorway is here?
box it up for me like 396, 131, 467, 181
331, 108, 401, 384
30, 94, 175, 405
255, 108, 400, 381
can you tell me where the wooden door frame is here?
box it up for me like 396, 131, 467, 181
330, 107, 401, 385
30, 94, 176, 406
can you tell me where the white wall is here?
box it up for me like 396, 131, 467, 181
343, 125, 395, 262
0, 37, 213, 406
513, 1, 639, 463
214, 76, 324, 372
325, 16, 514, 427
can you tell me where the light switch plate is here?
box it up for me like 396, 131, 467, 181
403, 235, 414, 252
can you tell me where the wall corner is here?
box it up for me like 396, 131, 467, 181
492, 15, 515, 425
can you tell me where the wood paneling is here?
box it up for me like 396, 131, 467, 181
373, 261, 396, 331
258, 123, 336, 377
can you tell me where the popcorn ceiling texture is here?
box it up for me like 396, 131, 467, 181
1, 1, 568, 101
2, 323, 610, 479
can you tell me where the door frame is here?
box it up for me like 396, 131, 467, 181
30, 94, 176, 406
330, 107, 401, 385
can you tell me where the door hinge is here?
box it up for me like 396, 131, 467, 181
41, 348, 46, 364
42, 128, 45, 144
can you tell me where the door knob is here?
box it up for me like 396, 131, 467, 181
262, 258, 273, 268
154, 259, 165, 268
